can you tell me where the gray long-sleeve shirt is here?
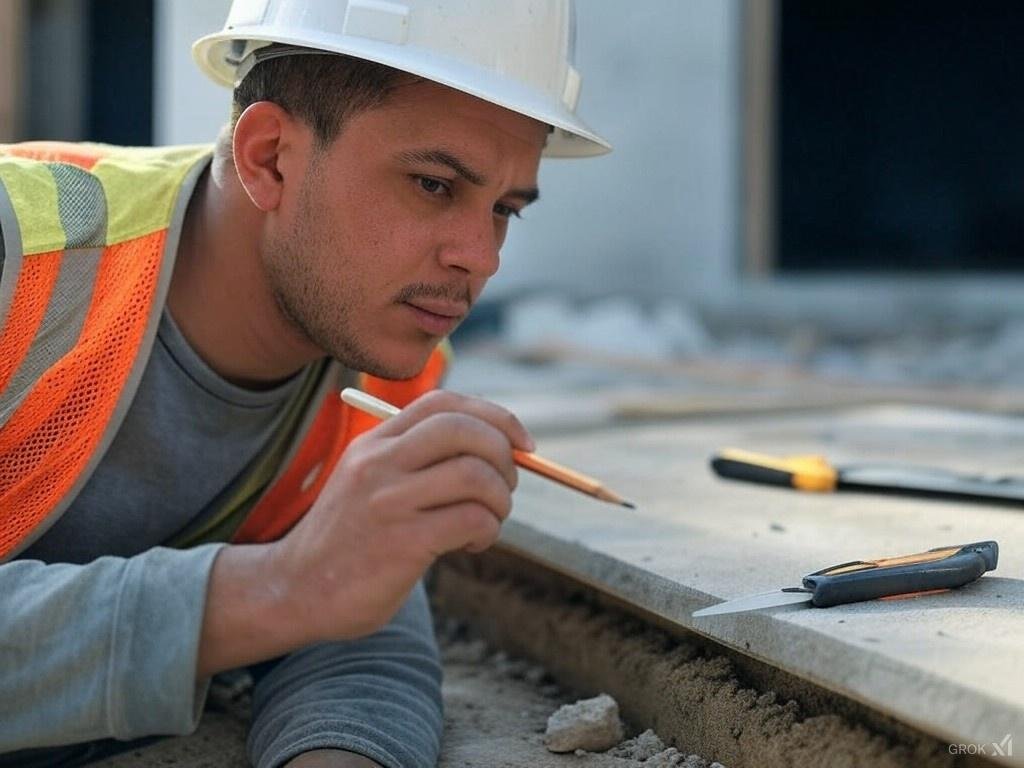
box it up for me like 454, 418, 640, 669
0, 308, 443, 767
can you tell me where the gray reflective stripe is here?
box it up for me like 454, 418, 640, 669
4, 152, 214, 560
50, 162, 107, 249
0, 250, 103, 428
0, 163, 109, 430
0, 176, 23, 338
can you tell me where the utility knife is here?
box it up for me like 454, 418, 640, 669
692, 540, 998, 617
711, 448, 1024, 506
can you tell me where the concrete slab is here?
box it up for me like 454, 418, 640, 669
446, 347, 1024, 437
498, 404, 1024, 764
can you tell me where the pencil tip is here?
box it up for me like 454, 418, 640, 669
621, 501, 636, 509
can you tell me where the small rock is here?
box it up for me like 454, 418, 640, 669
544, 693, 625, 753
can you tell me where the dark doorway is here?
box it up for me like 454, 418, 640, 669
87, 0, 154, 145
776, 1, 1024, 272
25, 0, 153, 145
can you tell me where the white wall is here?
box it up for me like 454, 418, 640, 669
494, 0, 741, 302
154, 0, 741, 302
154, 0, 233, 145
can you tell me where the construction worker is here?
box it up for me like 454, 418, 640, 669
0, 1, 608, 767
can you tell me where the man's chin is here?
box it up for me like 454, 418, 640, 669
333, 345, 435, 381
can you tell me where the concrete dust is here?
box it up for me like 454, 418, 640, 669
609, 730, 669, 761
608, 730, 727, 767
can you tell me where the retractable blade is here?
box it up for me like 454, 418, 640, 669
692, 588, 813, 617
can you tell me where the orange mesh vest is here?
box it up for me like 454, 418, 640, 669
0, 141, 449, 560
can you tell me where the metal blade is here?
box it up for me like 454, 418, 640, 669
840, 464, 1024, 503
692, 588, 813, 617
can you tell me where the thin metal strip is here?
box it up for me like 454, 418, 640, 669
692, 589, 812, 618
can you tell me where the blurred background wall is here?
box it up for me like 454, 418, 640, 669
2, 0, 1023, 341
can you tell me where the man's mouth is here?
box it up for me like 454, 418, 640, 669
405, 299, 468, 319
402, 300, 467, 336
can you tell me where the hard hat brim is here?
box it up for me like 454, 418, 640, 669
192, 29, 612, 158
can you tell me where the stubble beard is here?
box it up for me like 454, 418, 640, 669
262, 177, 411, 380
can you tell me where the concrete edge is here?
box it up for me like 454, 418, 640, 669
498, 520, 1023, 766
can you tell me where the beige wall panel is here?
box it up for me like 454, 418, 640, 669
0, 0, 25, 141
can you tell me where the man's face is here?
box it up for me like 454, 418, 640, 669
263, 79, 548, 379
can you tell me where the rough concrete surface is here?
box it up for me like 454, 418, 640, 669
432, 553, 994, 768
489, 405, 1024, 758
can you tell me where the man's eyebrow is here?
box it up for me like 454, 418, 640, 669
396, 149, 487, 186
396, 148, 540, 204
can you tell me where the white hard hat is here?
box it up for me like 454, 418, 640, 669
193, 0, 611, 157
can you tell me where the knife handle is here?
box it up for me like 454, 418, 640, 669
802, 541, 999, 608
710, 448, 839, 492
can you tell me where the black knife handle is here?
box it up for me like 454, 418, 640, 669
802, 541, 999, 608
710, 449, 838, 492
711, 455, 794, 488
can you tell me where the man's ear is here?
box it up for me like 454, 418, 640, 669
232, 101, 307, 212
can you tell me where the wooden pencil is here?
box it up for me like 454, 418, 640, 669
340, 387, 634, 509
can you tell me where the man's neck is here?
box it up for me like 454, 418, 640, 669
167, 155, 322, 389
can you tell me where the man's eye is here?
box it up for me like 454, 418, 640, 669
418, 177, 449, 195
494, 203, 523, 220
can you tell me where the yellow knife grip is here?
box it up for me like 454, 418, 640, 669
715, 448, 839, 492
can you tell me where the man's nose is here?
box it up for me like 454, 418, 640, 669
438, 214, 501, 278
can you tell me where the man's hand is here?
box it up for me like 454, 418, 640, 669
197, 390, 533, 677
272, 389, 532, 641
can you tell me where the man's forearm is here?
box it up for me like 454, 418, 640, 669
0, 546, 222, 751
247, 582, 443, 768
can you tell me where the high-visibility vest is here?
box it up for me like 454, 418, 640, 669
0, 142, 448, 561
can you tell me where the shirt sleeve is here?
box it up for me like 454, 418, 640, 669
246, 581, 443, 768
0, 544, 224, 753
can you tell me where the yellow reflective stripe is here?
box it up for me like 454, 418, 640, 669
0, 158, 64, 255
92, 145, 212, 245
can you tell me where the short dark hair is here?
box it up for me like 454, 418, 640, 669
231, 45, 409, 148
